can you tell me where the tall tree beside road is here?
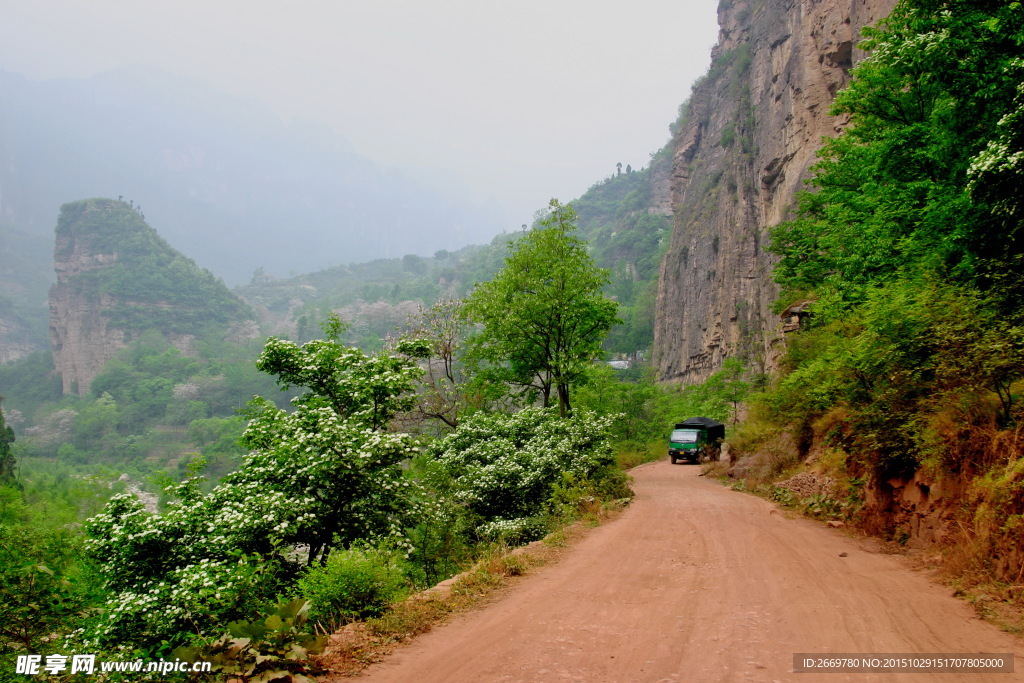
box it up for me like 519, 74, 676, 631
466, 199, 619, 416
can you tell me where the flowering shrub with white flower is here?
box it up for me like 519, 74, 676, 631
425, 407, 629, 542
85, 321, 425, 649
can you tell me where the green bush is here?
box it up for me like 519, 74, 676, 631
0, 519, 100, 678
424, 408, 625, 535
173, 599, 327, 683
296, 547, 408, 629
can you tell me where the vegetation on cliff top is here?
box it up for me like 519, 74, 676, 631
57, 198, 253, 334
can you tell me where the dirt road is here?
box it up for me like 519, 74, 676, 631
358, 461, 1021, 682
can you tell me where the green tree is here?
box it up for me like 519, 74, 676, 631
255, 314, 421, 431
969, 79, 1024, 304
71, 392, 119, 450
0, 524, 93, 666
763, 0, 1024, 476
574, 365, 662, 444
84, 316, 425, 649
0, 399, 15, 485
770, 0, 1024, 317
466, 200, 619, 416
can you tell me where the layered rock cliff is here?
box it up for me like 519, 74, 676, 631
49, 199, 254, 395
654, 0, 894, 383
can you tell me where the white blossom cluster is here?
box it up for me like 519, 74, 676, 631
968, 69, 1024, 216
476, 517, 545, 542
255, 336, 423, 431
84, 334, 425, 648
427, 407, 618, 539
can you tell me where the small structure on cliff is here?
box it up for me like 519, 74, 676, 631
780, 300, 814, 334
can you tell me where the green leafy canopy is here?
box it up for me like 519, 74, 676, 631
465, 200, 620, 416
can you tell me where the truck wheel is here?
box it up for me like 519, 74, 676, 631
670, 455, 677, 465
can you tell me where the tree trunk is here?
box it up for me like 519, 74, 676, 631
557, 382, 571, 417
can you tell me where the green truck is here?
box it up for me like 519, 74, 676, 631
668, 417, 725, 464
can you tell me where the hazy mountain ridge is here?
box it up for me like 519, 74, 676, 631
2, 0, 894, 380
237, 158, 674, 355
0, 66, 505, 285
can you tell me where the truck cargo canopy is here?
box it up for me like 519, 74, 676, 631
675, 417, 724, 429
674, 416, 725, 441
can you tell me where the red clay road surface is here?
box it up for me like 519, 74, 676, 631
357, 461, 1022, 682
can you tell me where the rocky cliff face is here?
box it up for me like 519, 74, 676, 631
49, 198, 254, 395
654, 0, 894, 383
49, 236, 128, 396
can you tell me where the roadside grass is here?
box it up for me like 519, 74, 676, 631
902, 546, 1024, 637
931, 525, 1024, 636
614, 441, 665, 470
954, 584, 1024, 636
313, 505, 626, 679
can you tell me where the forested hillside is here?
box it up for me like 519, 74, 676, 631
0, 155, 674, 503
1, 199, 281, 485
50, 199, 255, 396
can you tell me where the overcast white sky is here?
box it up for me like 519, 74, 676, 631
0, 0, 720, 228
